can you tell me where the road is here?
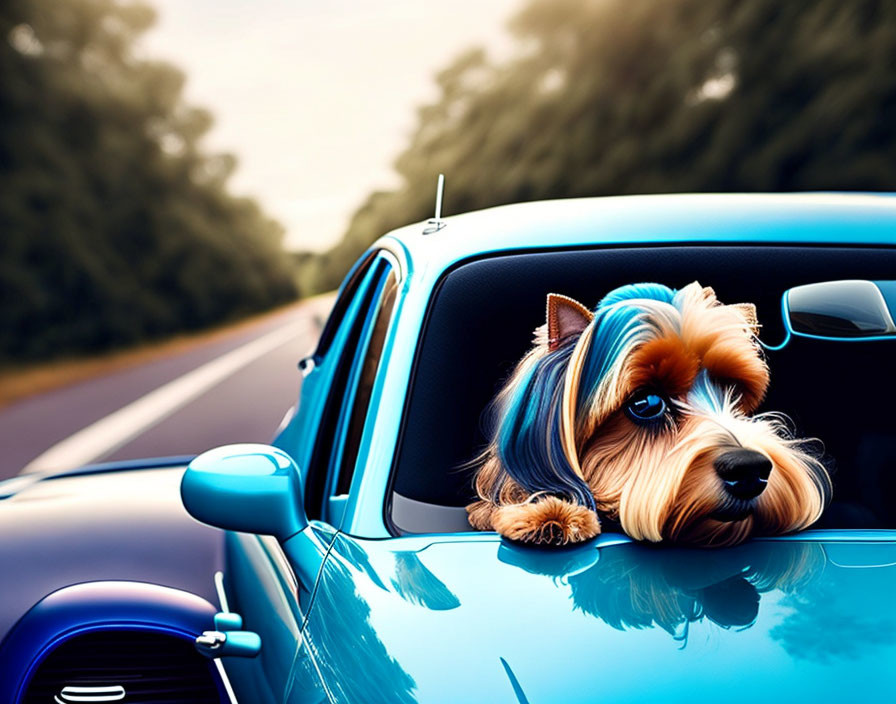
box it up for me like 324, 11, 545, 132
0, 296, 334, 481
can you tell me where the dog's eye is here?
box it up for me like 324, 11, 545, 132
626, 391, 668, 422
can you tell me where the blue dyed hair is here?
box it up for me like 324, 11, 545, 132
495, 342, 596, 509
576, 283, 676, 414
493, 283, 677, 510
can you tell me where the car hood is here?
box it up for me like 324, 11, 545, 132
0, 465, 222, 639
302, 532, 896, 703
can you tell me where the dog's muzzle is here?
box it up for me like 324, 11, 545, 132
714, 449, 772, 501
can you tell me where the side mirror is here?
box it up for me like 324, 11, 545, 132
786, 280, 896, 339
766, 280, 896, 350
181, 444, 306, 540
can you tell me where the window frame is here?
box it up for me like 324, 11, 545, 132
302, 250, 401, 522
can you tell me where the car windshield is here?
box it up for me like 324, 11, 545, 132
390, 244, 896, 534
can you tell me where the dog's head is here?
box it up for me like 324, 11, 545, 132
493, 282, 831, 547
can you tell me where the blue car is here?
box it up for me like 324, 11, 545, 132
2, 193, 896, 703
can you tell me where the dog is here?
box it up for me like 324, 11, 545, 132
466, 282, 831, 547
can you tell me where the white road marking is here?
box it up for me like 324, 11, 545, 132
22, 323, 302, 473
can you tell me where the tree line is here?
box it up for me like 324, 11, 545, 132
1, 0, 298, 364
298, 0, 896, 294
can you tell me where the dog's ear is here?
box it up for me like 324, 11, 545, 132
700, 285, 718, 302
730, 302, 760, 335
547, 294, 593, 351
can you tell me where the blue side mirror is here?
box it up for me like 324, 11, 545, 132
765, 280, 896, 350
181, 444, 307, 540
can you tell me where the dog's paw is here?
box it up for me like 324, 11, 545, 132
492, 497, 600, 546
466, 499, 495, 531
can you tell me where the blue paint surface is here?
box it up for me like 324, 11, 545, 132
299, 532, 896, 703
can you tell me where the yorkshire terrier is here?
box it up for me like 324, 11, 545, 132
466, 282, 831, 547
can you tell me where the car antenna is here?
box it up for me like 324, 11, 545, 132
423, 173, 447, 234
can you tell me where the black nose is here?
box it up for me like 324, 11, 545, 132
714, 449, 772, 500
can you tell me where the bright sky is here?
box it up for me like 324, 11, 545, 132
141, 0, 520, 252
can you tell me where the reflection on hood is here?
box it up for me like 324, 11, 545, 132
499, 539, 840, 649
301, 539, 462, 703
304, 539, 418, 704
391, 552, 462, 611
567, 541, 824, 641
303, 534, 896, 703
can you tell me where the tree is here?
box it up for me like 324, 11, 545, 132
0, 0, 299, 362
302, 0, 896, 293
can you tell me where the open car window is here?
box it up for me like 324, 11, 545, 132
312, 250, 379, 360
303, 255, 389, 519
389, 244, 896, 535
324, 266, 399, 523
303, 254, 398, 523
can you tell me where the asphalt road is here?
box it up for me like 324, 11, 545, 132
0, 296, 333, 481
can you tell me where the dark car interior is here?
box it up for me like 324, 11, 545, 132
388, 244, 896, 534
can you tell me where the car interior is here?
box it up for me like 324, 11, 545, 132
388, 244, 896, 534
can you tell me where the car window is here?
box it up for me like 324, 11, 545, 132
303, 255, 389, 519
334, 268, 399, 496
321, 263, 398, 524
389, 244, 896, 535
311, 249, 378, 360
303, 254, 399, 522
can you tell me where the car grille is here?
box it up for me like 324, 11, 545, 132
22, 630, 224, 704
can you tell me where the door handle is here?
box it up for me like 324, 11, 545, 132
195, 611, 261, 658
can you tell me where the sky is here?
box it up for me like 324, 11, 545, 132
140, 0, 520, 252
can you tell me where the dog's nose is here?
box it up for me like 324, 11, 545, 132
714, 449, 772, 500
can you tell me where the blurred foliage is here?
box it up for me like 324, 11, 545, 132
300, 0, 896, 293
0, 0, 298, 363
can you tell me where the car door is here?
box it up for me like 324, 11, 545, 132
220, 251, 399, 703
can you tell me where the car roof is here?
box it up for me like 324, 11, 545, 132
383, 193, 896, 274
